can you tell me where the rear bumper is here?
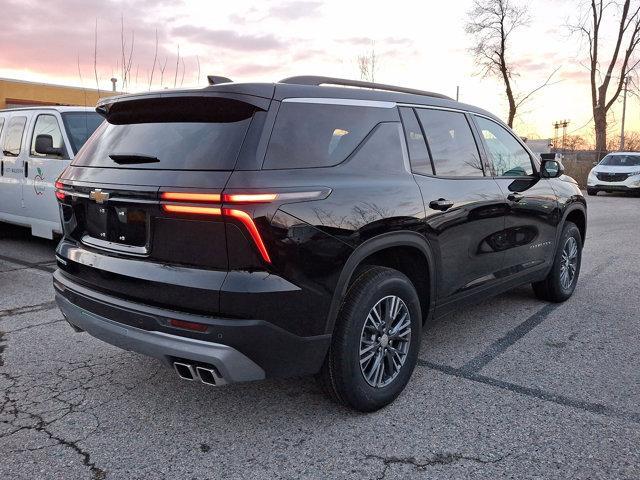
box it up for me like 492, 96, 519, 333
53, 270, 330, 381
56, 292, 265, 383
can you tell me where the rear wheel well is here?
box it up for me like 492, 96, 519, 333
566, 209, 586, 244
351, 246, 431, 324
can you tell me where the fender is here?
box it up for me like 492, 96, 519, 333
555, 200, 587, 248
324, 231, 437, 334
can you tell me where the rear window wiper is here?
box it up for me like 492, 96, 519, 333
109, 153, 160, 164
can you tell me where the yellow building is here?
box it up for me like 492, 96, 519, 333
0, 77, 118, 109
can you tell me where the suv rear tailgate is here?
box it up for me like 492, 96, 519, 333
55, 93, 267, 314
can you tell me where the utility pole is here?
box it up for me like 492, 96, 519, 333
456, 86, 460, 101
620, 76, 630, 151
553, 120, 570, 153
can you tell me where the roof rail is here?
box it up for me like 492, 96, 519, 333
207, 75, 233, 85
279, 75, 452, 100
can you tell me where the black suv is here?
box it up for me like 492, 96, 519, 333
53, 76, 586, 411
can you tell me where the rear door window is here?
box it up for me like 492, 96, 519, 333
73, 98, 255, 170
415, 109, 484, 177
263, 102, 390, 169
2, 116, 27, 156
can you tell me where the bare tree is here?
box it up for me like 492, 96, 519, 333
573, 0, 640, 156
77, 53, 88, 106
173, 45, 180, 88
119, 15, 135, 92
608, 130, 640, 150
357, 46, 377, 82
93, 18, 100, 94
149, 29, 158, 90
466, 0, 557, 127
159, 57, 168, 88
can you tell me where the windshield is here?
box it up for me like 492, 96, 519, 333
599, 154, 640, 167
61, 112, 104, 154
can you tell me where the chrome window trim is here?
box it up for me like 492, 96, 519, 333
282, 98, 396, 109
398, 103, 472, 115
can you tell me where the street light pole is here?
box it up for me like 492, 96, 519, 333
620, 76, 630, 150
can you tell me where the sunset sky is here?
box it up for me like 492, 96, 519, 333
1, 0, 638, 141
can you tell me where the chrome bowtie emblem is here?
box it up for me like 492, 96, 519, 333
89, 189, 110, 204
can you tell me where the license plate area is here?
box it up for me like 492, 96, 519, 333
84, 203, 149, 251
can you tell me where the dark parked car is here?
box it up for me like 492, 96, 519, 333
53, 76, 586, 411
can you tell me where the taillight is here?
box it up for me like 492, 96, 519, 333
163, 205, 222, 216
161, 192, 221, 203
221, 193, 278, 203
160, 188, 331, 264
223, 208, 272, 263
160, 191, 276, 263
55, 181, 66, 201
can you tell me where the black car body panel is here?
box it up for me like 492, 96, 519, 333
53, 78, 586, 383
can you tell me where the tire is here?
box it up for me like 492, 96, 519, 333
587, 188, 598, 196
532, 221, 582, 303
318, 266, 422, 412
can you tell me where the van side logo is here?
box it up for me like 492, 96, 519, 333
89, 189, 110, 204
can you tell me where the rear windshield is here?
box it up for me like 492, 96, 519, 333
263, 102, 390, 169
599, 154, 640, 167
61, 112, 104, 154
73, 97, 255, 170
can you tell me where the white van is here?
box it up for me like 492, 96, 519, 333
0, 106, 103, 238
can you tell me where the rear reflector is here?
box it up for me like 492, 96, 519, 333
169, 319, 209, 332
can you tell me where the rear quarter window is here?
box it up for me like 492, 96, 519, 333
263, 101, 394, 169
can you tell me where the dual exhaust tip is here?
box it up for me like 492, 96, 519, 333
173, 361, 224, 386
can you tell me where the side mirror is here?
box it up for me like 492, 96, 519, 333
541, 159, 564, 178
35, 134, 63, 156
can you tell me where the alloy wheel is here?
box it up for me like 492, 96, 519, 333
359, 295, 411, 388
560, 236, 579, 290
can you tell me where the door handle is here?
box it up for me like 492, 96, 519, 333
507, 193, 523, 202
24, 160, 28, 178
1, 160, 3, 176
429, 198, 454, 211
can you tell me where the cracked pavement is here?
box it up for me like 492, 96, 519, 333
0, 193, 639, 479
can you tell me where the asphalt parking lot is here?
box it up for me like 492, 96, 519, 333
0, 192, 638, 480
